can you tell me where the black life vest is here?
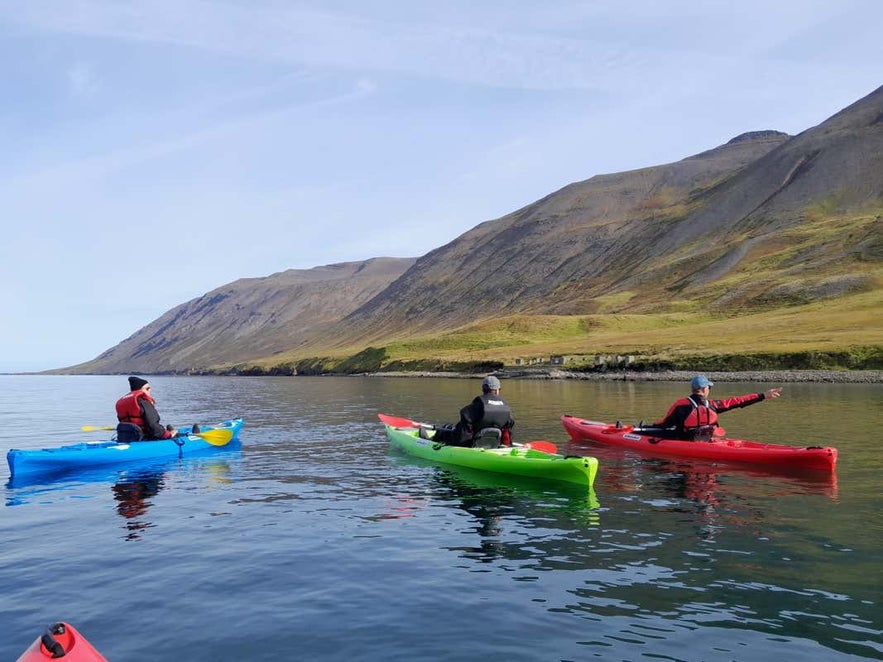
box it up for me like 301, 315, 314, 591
475, 393, 513, 431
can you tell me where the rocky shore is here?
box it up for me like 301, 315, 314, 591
371, 369, 883, 383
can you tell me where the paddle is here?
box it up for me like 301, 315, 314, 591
187, 429, 234, 446
81, 425, 233, 446
377, 414, 431, 429
377, 413, 558, 454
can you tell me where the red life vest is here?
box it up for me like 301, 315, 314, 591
676, 397, 720, 429
115, 391, 154, 431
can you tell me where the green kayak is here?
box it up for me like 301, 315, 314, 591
382, 422, 598, 487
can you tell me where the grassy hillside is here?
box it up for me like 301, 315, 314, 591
386, 290, 881, 361
603, 207, 882, 315
227, 287, 881, 374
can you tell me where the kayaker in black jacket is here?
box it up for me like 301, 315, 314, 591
431, 376, 515, 447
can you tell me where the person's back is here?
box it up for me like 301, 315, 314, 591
115, 376, 176, 441
433, 376, 515, 447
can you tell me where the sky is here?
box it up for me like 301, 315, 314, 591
1, 1, 881, 373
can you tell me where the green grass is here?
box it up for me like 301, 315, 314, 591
233, 288, 881, 374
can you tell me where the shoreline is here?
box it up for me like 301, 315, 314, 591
369, 369, 883, 384
14, 369, 882, 384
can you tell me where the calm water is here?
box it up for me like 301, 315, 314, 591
1, 375, 881, 661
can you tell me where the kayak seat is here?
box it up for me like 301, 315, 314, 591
116, 422, 144, 443
473, 428, 502, 449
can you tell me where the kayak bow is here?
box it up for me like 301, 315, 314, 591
17, 622, 107, 662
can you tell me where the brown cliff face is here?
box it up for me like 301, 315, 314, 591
338, 86, 881, 341
68, 258, 416, 373
340, 132, 793, 330
64, 86, 883, 373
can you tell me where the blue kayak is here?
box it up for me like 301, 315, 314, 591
6, 419, 243, 478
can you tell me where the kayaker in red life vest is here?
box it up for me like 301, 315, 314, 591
652, 375, 782, 441
115, 376, 177, 442
429, 375, 515, 447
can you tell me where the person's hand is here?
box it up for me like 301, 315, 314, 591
168, 427, 179, 438
765, 387, 782, 399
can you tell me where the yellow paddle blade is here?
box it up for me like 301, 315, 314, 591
82, 425, 115, 432
194, 429, 234, 446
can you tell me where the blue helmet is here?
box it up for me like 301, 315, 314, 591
691, 375, 714, 389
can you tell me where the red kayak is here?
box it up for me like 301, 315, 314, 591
17, 622, 107, 662
561, 415, 837, 472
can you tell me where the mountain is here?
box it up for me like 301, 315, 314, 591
336, 130, 793, 338
336, 86, 881, 343
64, 86, 883, 374
67, 258, 415, 373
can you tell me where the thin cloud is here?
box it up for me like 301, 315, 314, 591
0, 0, 723, 91
1, 71, 373, 191
66, 61, 99, 98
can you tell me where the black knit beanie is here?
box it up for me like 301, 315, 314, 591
128, 376, 149, 391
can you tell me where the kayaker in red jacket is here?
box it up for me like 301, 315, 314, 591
652, 375, 782, 441
115, 376, 177, 442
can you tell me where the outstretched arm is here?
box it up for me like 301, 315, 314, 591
712, 387, 782, 412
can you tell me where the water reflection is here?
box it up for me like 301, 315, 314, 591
112, 469, 167, 540
5, 464, 121, 507
588, 445, 839, 500
394, 457, 602, 564
5, 451, 239, 524
591, 450, 841, 546
442, 479, 509, 563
